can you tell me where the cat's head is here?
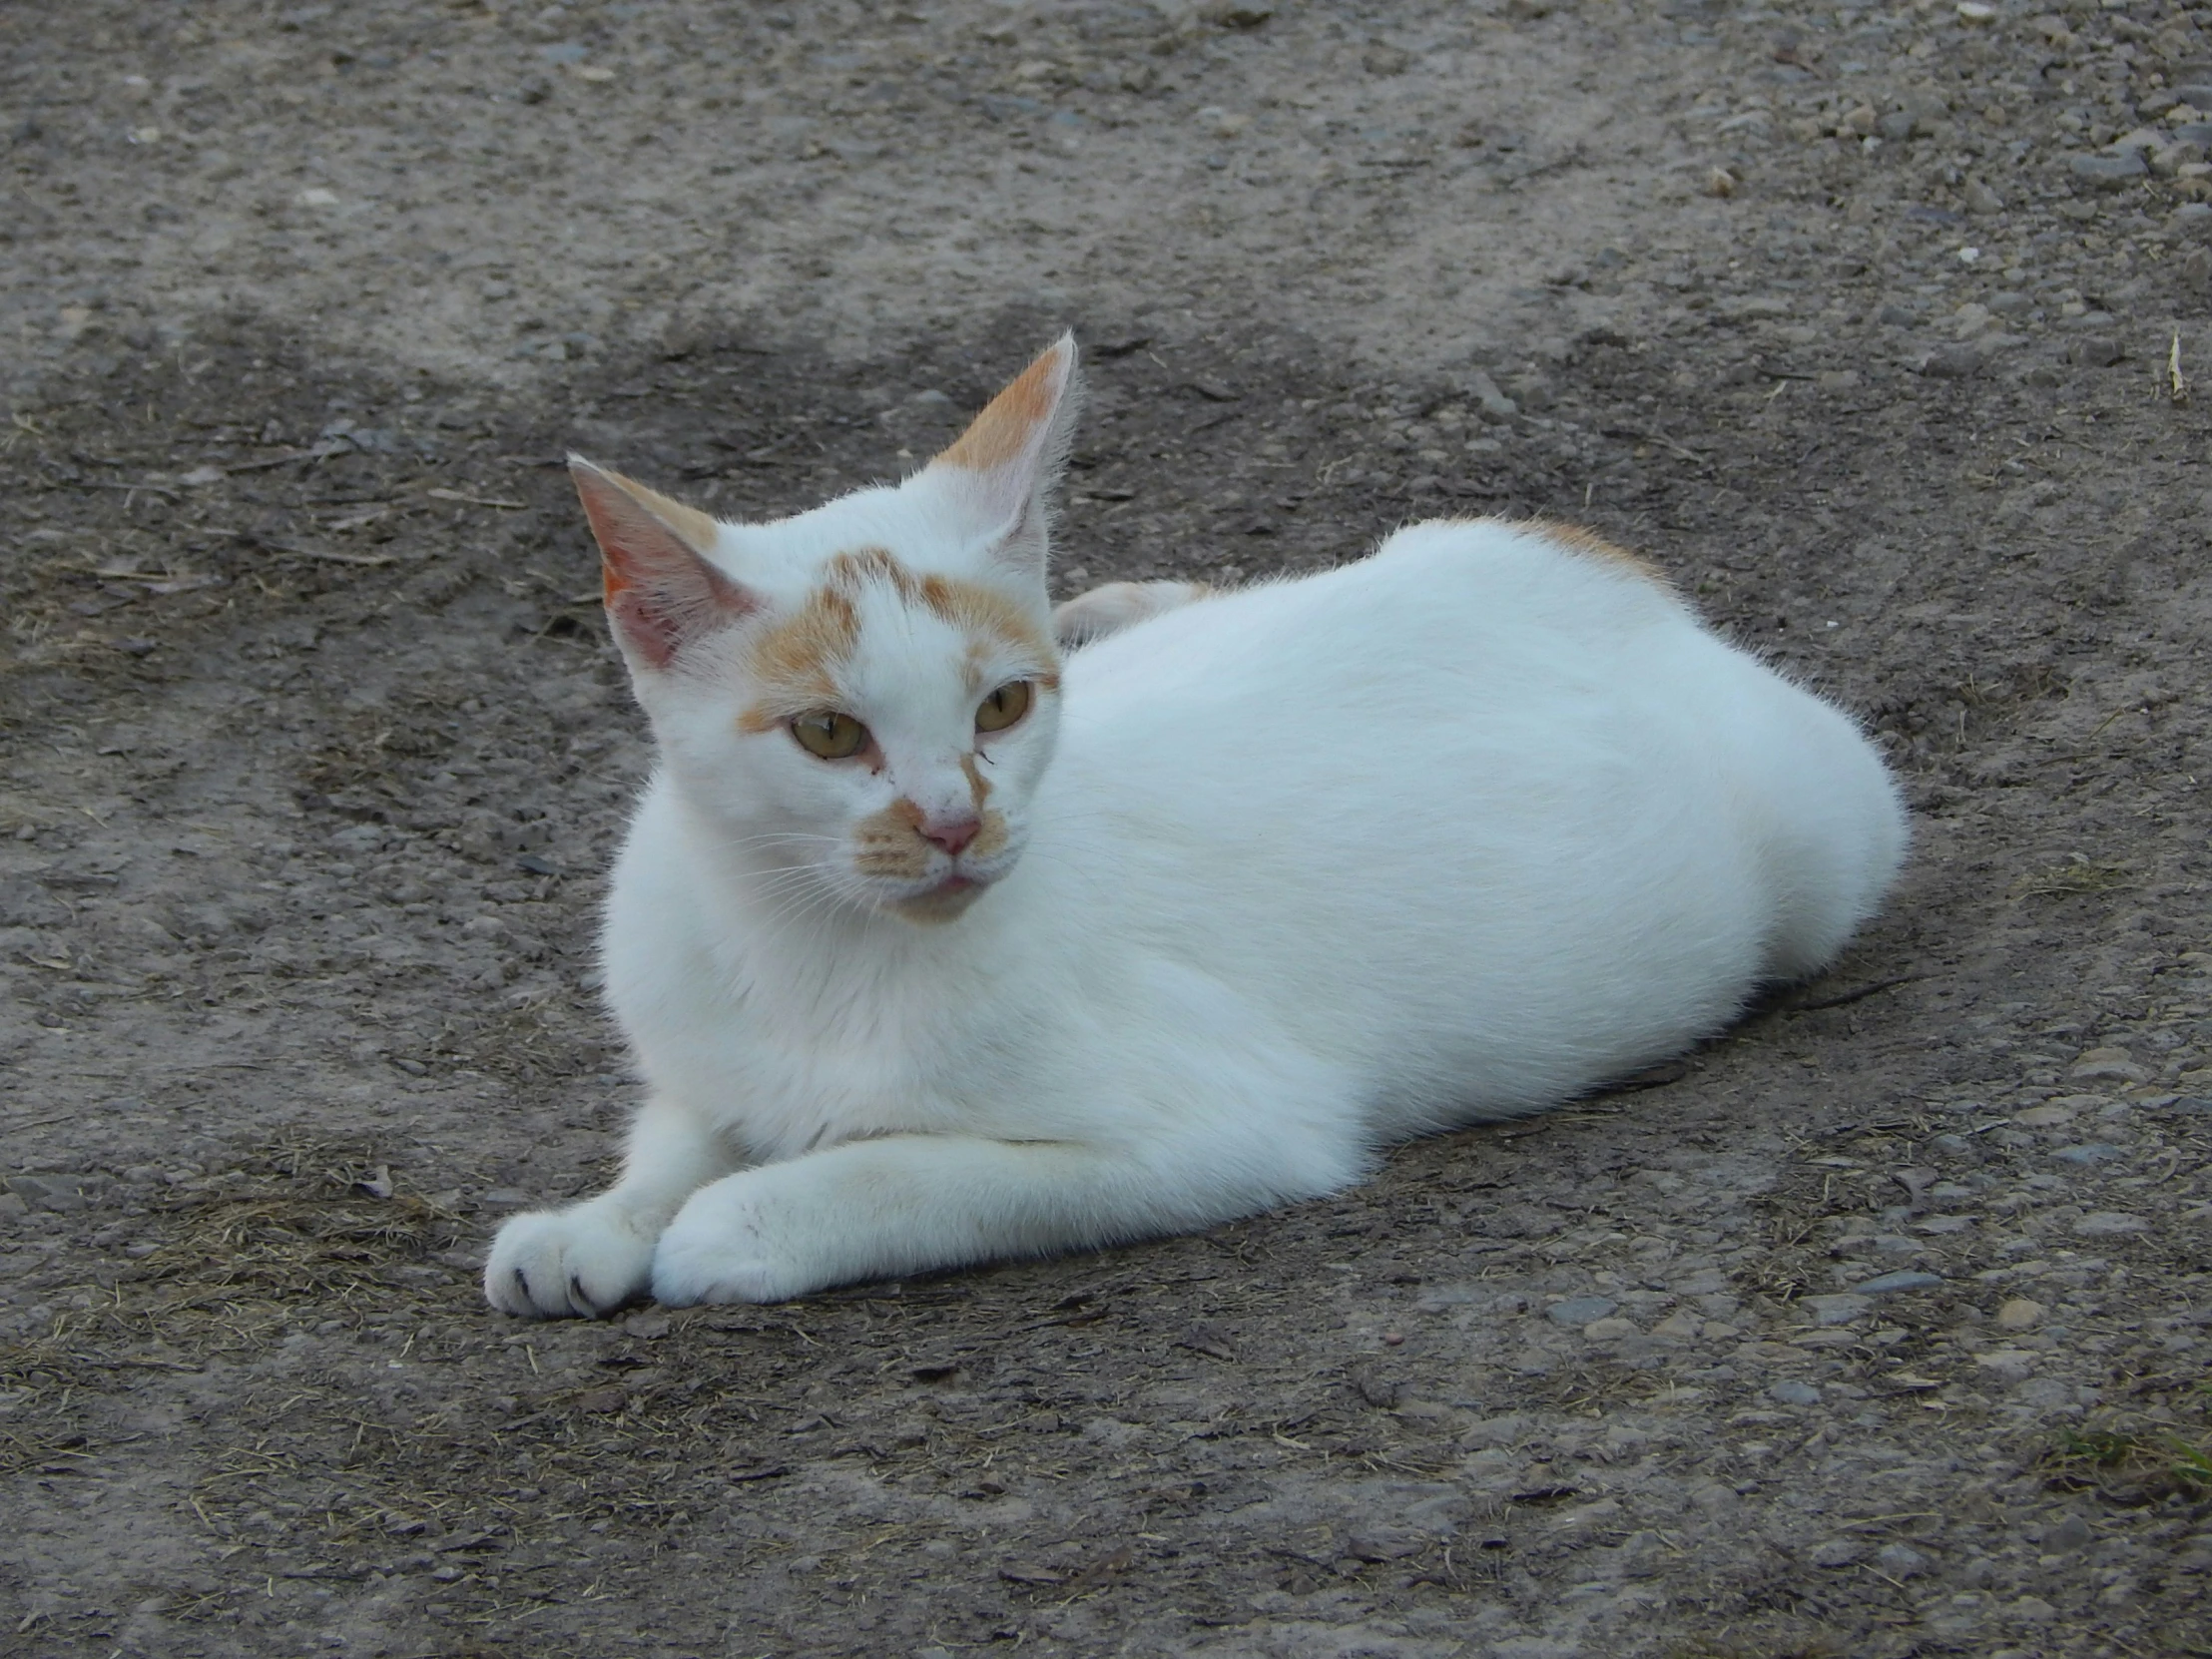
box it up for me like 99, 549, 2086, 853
571, 335, 1080, 925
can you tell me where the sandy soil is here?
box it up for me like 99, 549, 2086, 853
3, 1, 2211, 1655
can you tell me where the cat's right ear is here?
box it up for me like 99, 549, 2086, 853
926, 332, 1082, 582
570, 456, 757, 671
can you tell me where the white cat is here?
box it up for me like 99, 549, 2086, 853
484, 334, 1907, 1317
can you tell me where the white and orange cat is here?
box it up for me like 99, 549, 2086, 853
484, 335, 1907, 1317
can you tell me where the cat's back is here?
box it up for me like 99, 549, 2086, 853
1059, 517, 1708, 742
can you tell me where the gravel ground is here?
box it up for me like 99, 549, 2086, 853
3, 1, 2211, 1655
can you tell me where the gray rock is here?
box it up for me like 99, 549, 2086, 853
1809, 1537, 1865, 1568
2071, 1211, 2147, 1236
2068, 152, 2148, 187
2052, 1143, 2123, 1165
6, 1174, 88, 1213
1853, 1270, 1943, 1295
2170, 85, 2212, 110
1768, 1380, 1822, 1406
1464, 370, 1519, 423
1877, 1541, 1932, 1577
2045, 1512, 2094, 1552
1876, 302, 1917, 327
1916, 345, 1984, 378
1545, 1295, 1617, 1327
1802, 1293, 1873, 1326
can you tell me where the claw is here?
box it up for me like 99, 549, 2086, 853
569, 1274, 600, 1318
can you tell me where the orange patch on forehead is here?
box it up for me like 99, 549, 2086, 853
918, 572, 1057, 678
738, 585, 858, 731
935, 348, 1061, 472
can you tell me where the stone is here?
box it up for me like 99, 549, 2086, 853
1651, 1310, 1702, 1340
1995, 1297, 2046, 1332
2072, 1211, 2147, 1236
1802, 1294, 1873, 1327
2010, 1596, 2058, 1623
1917, 345, 1984, 378
1809, 1537, 1865, 1568
1582, 1317, 1639, 1341
2052, 1143, 2122, 1165
1974, 1349, 2037, 1383
1878, 1541, 1932, 1576
1464, 370, 1518, 423
2070, 1048, 2148, 1083
1768, 1380, 1822, 1406
2015, 1104, 2078, 1127
1853, 1270, 1943, 1296
5, 1175, 86, 1213
2045, 1512, 2093, 1551
1546, 1295, 1617, 1327
2068, 152, 2148, 187
2067, 335, 2125, 368
1963, 180, 2005, 214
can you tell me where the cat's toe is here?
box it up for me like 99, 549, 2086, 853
483, 1206, 656, 1319
650, 1207, 810, 1307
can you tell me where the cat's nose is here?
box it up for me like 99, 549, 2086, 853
918, 815, 981, 856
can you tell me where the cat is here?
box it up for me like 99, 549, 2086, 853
484, 333, 1907, 1317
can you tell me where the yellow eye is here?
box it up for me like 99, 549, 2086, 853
791, 710, 868, 760
975, 680, 1032, 734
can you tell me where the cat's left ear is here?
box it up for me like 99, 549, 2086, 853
926, 332, 1082, 582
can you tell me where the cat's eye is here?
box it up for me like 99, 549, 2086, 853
791, 710, 869, 760
975, 681, 1032, 734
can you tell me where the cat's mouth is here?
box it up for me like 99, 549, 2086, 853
889, 871, 989, 924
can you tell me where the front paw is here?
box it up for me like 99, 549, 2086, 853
650, 1183, 823, 1307
484, 1201, 658, 1319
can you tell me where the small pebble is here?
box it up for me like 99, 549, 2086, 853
1546, 1295, 1617, 1327
2068, 152, 2148, 187
1801, 1294, 1873, 1326
2071, 1211, 2147, 1236
1995, 1298, 2046, 1332
1878, 1541, 1932, 1576
1853, 1270, 1943, 1296
1810, 1538, 1865, 1568
1769, 1380, 1822, 1406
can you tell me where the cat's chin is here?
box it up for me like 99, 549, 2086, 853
887, 874, 991, 925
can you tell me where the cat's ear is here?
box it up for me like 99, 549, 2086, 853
926, 332, 1082, 581
570, 456, 757, 671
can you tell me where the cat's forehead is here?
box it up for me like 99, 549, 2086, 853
735, 542, 1056, 733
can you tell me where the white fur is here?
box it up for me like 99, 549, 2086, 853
485, 349, 1907, 1317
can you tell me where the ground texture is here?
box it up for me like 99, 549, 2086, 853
3, 1, 2211, 1656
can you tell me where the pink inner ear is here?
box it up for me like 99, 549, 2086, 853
572, 465, 754, 670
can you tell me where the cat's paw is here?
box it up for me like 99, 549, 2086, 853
650, 1181, 823, 1306
483, 1201, 658, 1319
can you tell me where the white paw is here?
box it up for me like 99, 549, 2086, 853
483, 1201, 659, 1319
650, 1181, 823, 1306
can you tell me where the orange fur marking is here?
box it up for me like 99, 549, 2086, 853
736, 545, 1060, 736
935, 342, 1066, 472
958, 753, 994, 812
1530, 519, 1675, 591
737, 585, 858, 732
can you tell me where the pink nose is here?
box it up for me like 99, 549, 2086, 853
919, 816, 981, 856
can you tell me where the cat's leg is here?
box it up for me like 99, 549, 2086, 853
484, 1096, 736, 1318
1051, 580, 1212, 647
650, 1129, 1357, 1306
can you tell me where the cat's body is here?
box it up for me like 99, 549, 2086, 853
486, 337, 1906, 1317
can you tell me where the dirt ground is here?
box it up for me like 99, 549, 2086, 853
4, 0, 2211, 1655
